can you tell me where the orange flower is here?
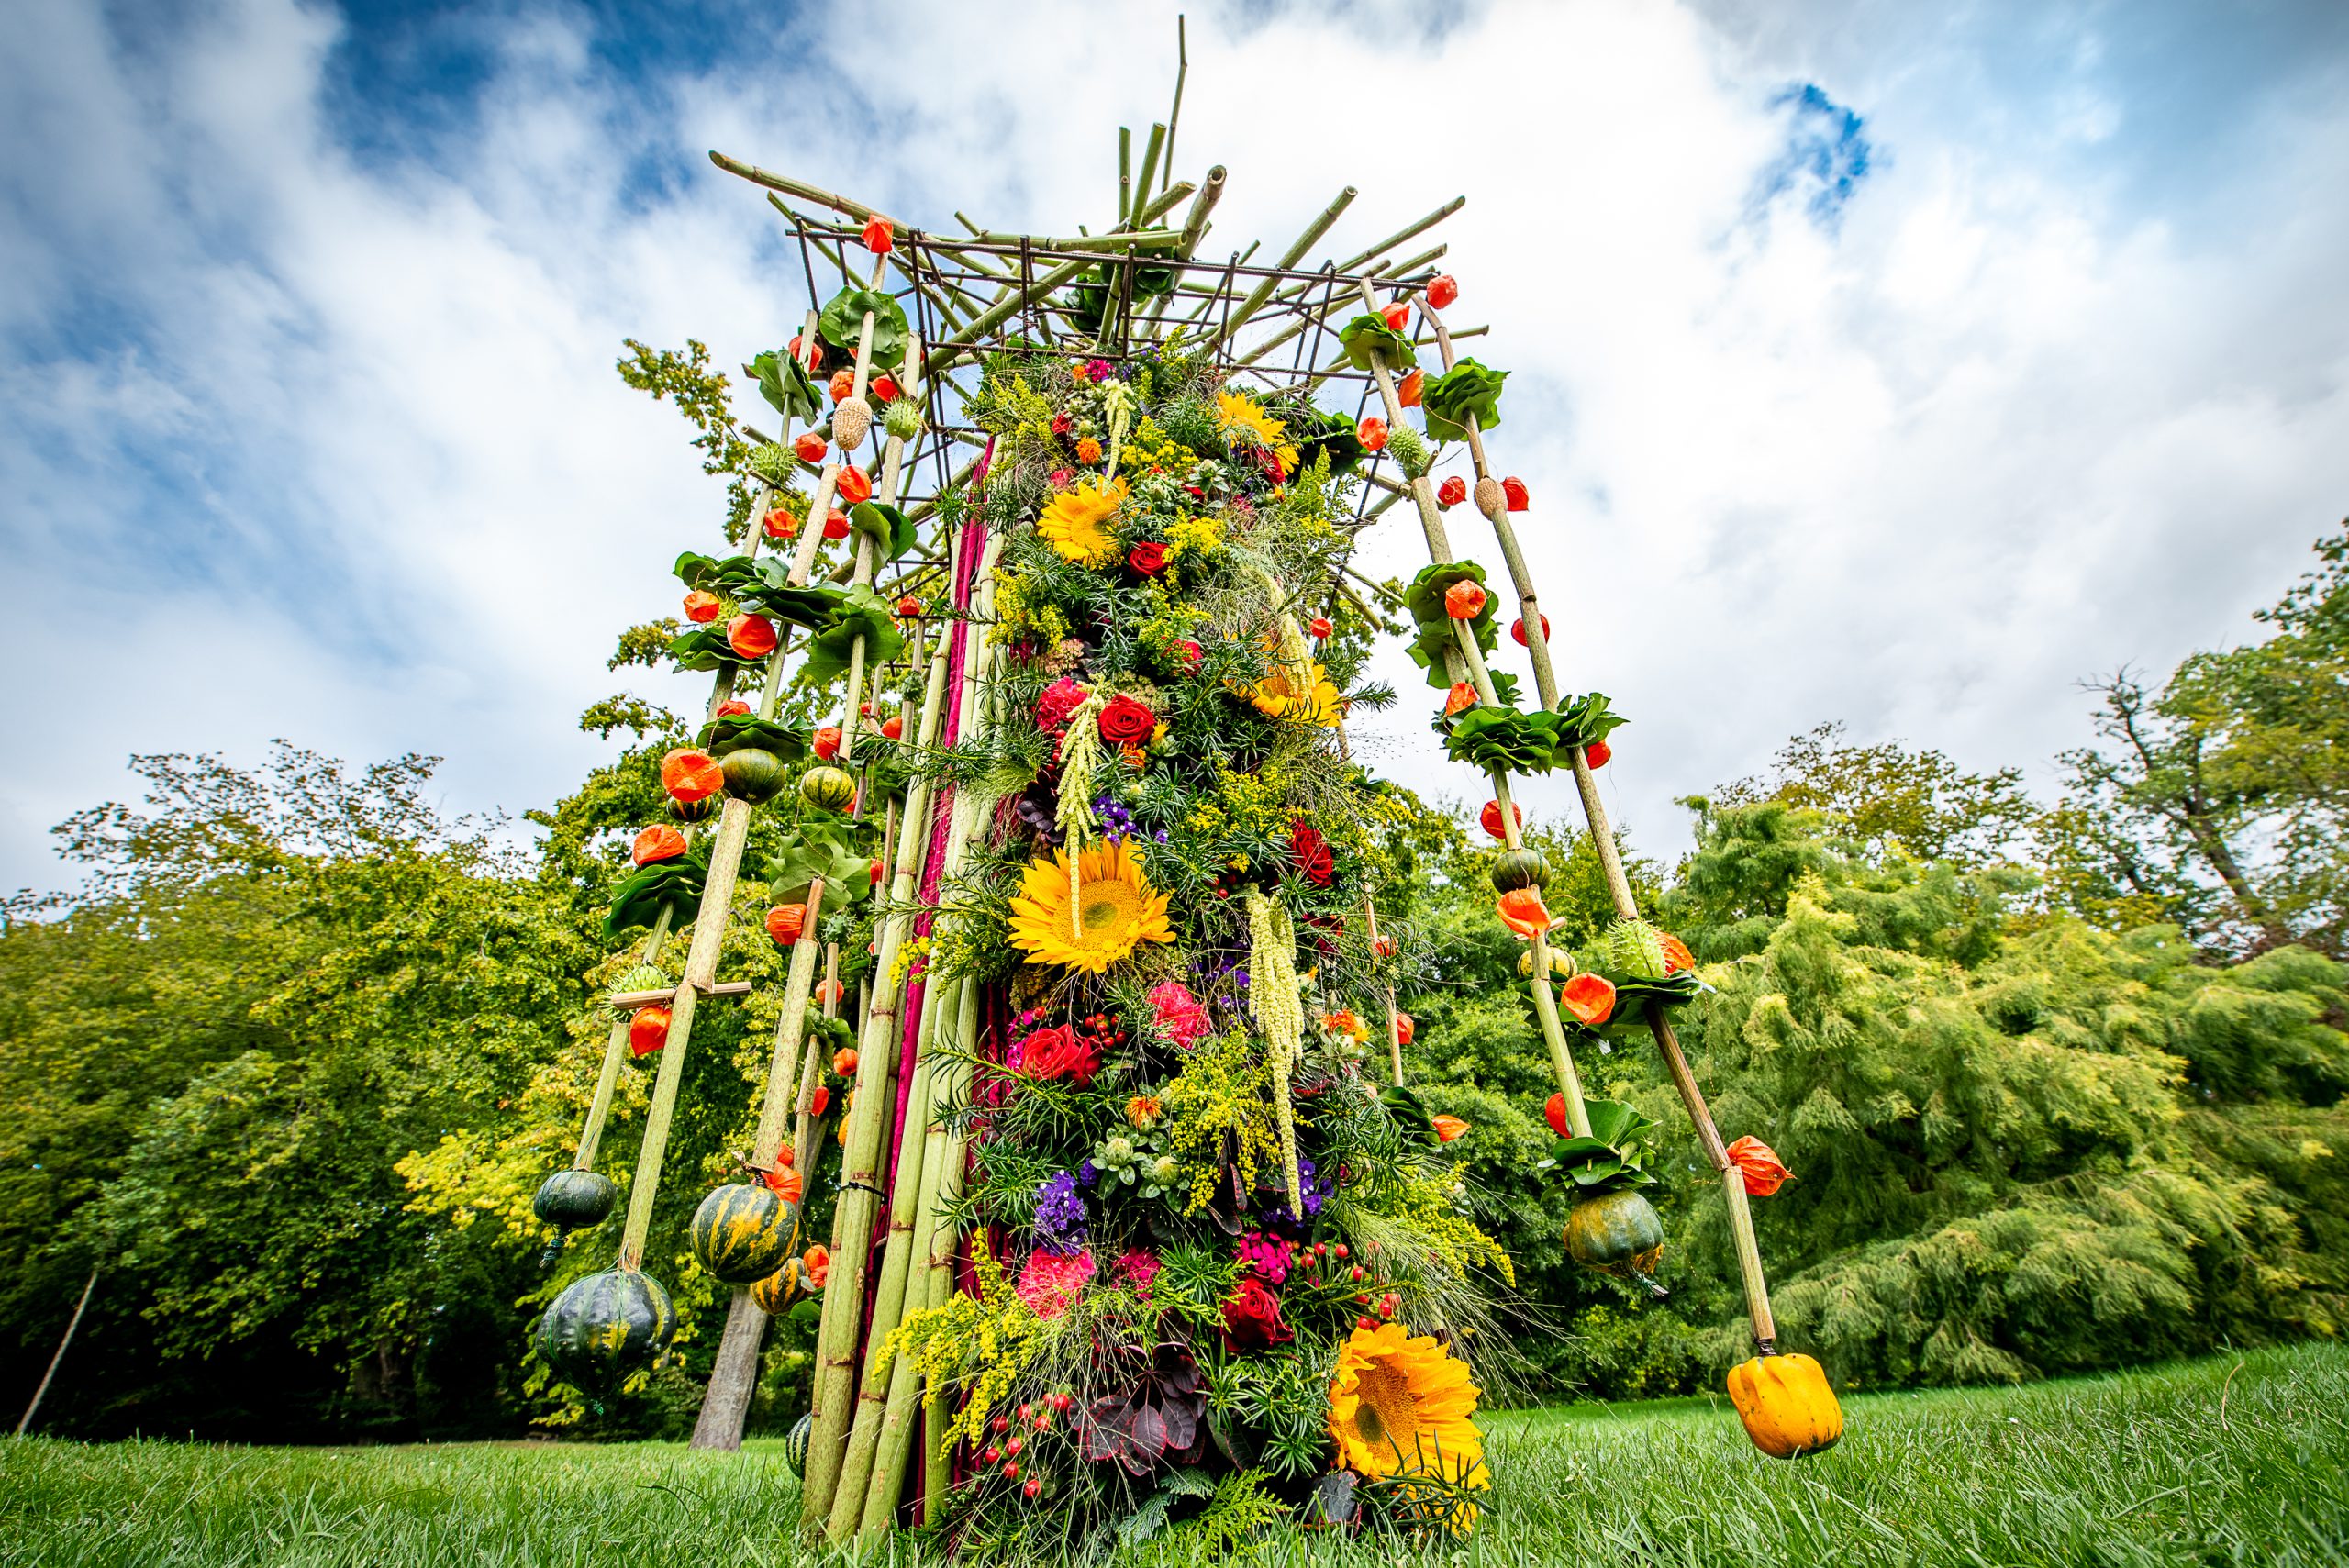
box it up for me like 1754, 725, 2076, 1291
1443, 682, 1478, 717
1119, 743, 1147, 768
836, 465, 873, 505
1321, 1009, 1368, 1043
764, 905, 806, 946
1397, 368, 1424, 408
1726, 1136, 1793, 1197
1444, 579, 1487, 619
1496, 886, 1553, 938
1431, 1115, 1469, 1143
662, 748, 724, 804
683, 590, 722, 623
1359, 417, 1388, 452
802, 1243, 831, 1288
633, 825, 687, 866
1127, 1095, 1162, 1129
728, 613, 778, 660
1661, 933, 1696, 973
1075, 437, 1102, 463
1560, 972, 1616, 1028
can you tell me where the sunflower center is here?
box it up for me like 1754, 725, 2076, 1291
1074, 880, 1143, 943
1352, 1362, 1419, 1455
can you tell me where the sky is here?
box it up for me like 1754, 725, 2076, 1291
3, 0, 2345, 894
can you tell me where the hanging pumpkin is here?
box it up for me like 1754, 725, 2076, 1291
782, 1411, 815, 1477
690, 1183, 796, 1285
728, 614, 778, 660
750, 1259, 801, 1316
765, 905, 806, 946
1491, 848, 1547, 892
662, 749, 724, 805
1726, 1352, 1843, 1458
531, 1169, 617, 1231
799, 765, 857, 810
682, 590, 721, 624
668, 792, 718, 824
721, 747, 787, 804
629, 1006, 672, 1058
1564, 1189, 1665, 1294
533, 1267, 678, 1389
632, 825, 687, 866
1518, 944, 1575, 981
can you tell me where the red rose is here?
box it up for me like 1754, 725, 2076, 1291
1219, 1275, 1294, 1352
1014, 1026, 1098, 1086
1097, 694, 1155, 747
1036, 677, 1088, 733
1289, 822, 1334, 887
1174, 640, 1204, 675
1129, 540, 1168, 575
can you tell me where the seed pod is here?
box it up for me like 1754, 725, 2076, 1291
832, 395, 873, 452
1474, 476, 1506, 518
883, 397, 923, 439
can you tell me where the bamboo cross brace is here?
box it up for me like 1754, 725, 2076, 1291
572, 902, 674, 1173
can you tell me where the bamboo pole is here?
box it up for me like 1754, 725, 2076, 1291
573, 903, 675, 1172
802, 566, 961, 1528
1208, 185, 1357, 348
15, 1265, 96, 1435
920, 979, 981, 1523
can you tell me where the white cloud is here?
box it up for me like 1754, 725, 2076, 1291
2, 0, 2344, 891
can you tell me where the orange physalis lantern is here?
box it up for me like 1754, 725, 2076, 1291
1544, 1092, 1571, 1138
763, 506, 798, 540
1397, 368, 1424, 408
833, 1047, 859, 1078
1443, 579, 1487, 619
1394, 1012, 1415, 1046
1436, 475, 1467, 508
1359, 417, 1388, 452
828, 368, 856, 403
794, 430, 828, 463
1585, 740, 1612, 770
764, 905, 807, 947
632, 825, 687, 866
808, 1084, 830, 1117
683, 590, 722, 624
1431, 1115, 1469, 1143
715, 698, 750, 717
1510, 614, 1551, 647
871, 372, 900, 402
1502, 476, 1531, 512
836, 466, 873, 505
1380, 300, 1409, 331
1726, 1136, 1793, 1196
802, 1243, 832, 1288
1427, 274, 1459, 309
896, 595, 923, 617
1560, 972, 1617, 1028
1496, 886, 1553, 938
813, 726, 841, 760
822, 509, 851, 539
881, 715, 904, 740
629, 1006, 672, 1058
1660, 932, 1696, 973
860, 214, 893, 254
661, 748, 724, 804
728, 613, 778, 660
1478, 799, 1521, 840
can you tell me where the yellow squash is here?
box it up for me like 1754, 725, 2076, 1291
1726, 1351, 1843, 1458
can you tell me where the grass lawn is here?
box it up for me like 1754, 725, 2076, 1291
4, 1342, 2343, 1566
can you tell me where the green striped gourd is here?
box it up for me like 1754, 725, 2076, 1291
1564, 1189, 1666, 1296
690, 1183, 795, 1285
533, 1267, 676, 1388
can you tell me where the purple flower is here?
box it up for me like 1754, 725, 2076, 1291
1256, 1156, 1331, 1229
1034, 1170, 1087, 1255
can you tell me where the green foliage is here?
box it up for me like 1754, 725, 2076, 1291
1709, 719, 2033, 869
615, 339, 757, 540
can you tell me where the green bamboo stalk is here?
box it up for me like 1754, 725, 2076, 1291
1131, 124, 1167, 222
1118, 126, 1132, 224
802, 591, 958, 1529
857, 1016, 952, 1537
1208, 185, 1357, 348
573, 902, 674, 1171
618, 797, 752, 1270
920, 980, 980, 1524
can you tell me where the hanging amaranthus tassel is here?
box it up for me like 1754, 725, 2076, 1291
1102, 379, 1136, 473
1243, 886, 1306, 1213
1055, 689, 1108, 933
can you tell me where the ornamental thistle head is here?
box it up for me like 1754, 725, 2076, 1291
1598, 917, 1670, 981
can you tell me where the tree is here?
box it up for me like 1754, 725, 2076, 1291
2044, 528, 2349, 958
1709, 722, 2034, 870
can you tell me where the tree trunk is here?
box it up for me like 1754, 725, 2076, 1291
690, 1290, 768, 1451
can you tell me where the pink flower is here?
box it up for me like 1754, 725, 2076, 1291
1117, 1249, 1162, 1299
1236, 1230, 1291, 1284
1016, 1247, 1096, 1319
1035, 677, 1087, 733
1048, 468, 1074, 490
1146, 981, 1211, 1049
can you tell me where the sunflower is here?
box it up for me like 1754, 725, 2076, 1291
1214, 390, 1300, 473
1242, 662, 1344, 726
1328, 1321, 1487, 1513
1007, 840, 1175, 974
1037, 476, 1129, 565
